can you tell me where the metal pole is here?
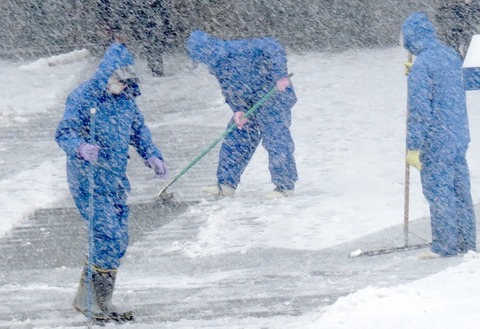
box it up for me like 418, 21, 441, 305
403, 53, 412, 247
87, 107, 96, 328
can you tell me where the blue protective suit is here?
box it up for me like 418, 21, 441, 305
186, 31, 298, 190
55, 43, 163, 269
402, 13, 476, 256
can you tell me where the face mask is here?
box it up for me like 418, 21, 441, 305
109, 66, 141, 98
107, 78, 126, 95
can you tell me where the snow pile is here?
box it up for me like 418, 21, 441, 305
306, 252, 480, 329
18, 49, 90, 70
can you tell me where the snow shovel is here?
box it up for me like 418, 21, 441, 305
349, 54, 430, 258
156, 73, 293, 201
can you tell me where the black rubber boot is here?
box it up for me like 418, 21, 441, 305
93, 268, 134, 323
73, 265, 134, 323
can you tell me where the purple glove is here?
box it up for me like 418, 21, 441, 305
147, 156, 168, 178
78, 144, 100, 162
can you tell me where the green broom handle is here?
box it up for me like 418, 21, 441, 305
156, 73, 293, 197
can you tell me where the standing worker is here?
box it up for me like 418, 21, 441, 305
402, 12, 476, 258
186, 30, 298, 200
97, 0, 174, 76
55, 42, 167, 322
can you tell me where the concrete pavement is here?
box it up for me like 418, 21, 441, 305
0, 54, 475, 328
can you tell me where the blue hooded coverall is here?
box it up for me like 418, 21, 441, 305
55, 43, 163, 269
402, 13, 476, 256
186, 31, 298, 191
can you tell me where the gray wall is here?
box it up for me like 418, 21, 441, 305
0, 0, 437, 59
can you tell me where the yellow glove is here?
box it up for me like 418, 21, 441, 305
406, 150, 422, 170
404, 61, 413, 75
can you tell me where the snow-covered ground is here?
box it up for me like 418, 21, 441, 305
2, 45, 480, 328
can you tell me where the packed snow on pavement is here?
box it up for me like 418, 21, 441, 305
1, 45, 480, 328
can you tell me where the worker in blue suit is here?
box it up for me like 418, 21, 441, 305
402, 12, 476, 258
55, 43, 167, 322
186, 30, 298, 200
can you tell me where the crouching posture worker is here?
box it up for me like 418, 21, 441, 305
55, 43, 167, 322
186, 30, 298, 200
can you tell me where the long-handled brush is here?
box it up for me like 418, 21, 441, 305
156, 74, 293, 201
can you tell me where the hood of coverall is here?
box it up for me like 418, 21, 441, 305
402, 12, 438, 56
186, 30, 228, 69
90, 42, 139, 96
